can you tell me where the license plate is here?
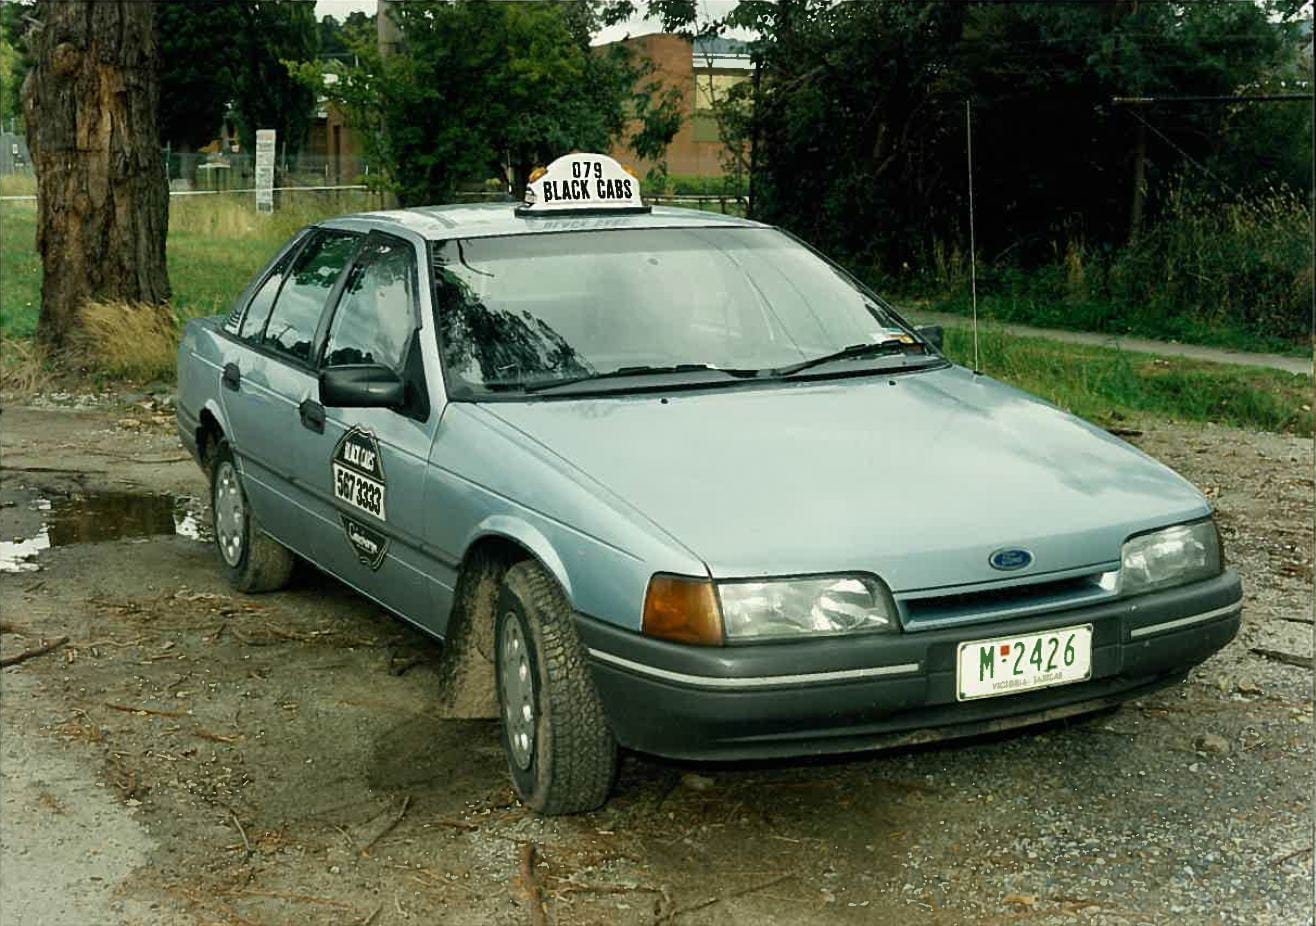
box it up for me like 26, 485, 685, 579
956, 624, 1092, 701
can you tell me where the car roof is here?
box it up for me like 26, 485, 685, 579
323, 202, 768, 241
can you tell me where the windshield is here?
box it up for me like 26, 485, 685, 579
432, 227, 933, 396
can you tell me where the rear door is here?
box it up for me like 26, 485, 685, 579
308, 231, 442, 622
219, 227, 362, 558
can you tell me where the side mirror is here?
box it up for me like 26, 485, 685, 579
917, 325, 944, 351
320, 364, 406, 409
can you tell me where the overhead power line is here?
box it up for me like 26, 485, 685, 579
1113, 94, 1312, 106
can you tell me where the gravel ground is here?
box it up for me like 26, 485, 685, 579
0, 399, 1311, 925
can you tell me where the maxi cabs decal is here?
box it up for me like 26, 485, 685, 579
331, 427, 389, 570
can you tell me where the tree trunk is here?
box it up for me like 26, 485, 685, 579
22, 0, 170, 350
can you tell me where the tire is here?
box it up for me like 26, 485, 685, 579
209, 439, 294, 593
495, 560, 616, 814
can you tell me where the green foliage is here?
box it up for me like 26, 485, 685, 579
299, 0, 682, 206
0, 0, 33, 128
156, 2, 243, 149
319, 11, 372, 62
656, 1, 1306, 271
155, 1, 318, 154
903, 185, 1311, 353
0, 34, 18, 126
229, 1, 319, 155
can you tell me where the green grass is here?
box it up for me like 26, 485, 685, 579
1, 190, 384, 338
912, 290, 1310, 359
0, 201, 41, 338
943, 324, 1313, 437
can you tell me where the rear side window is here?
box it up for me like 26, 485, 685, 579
262, 230, 360, 363
322, 235, 417, 372
227, 232, 306, 337
238, 256, 290, 340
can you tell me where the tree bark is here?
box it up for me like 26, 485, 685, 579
22, 0, 170, 350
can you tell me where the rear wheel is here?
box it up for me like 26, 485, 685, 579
495, 560, 616, 814
209, 440, 293, 593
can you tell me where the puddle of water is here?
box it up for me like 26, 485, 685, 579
1, 491, 207, 573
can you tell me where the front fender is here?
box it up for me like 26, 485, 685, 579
463, 515, 574, 601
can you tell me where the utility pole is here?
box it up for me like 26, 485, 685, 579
376, 0, 401, 206
377, 0, 401, 59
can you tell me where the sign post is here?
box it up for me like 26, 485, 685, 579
255, 129, 276, 214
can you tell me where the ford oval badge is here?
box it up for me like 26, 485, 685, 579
989, 548, 1033, 571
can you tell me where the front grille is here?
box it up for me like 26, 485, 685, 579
899, 570, 1116, 631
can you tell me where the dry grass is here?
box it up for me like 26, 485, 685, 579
0, 336, 52, 394
74, 300, 180, 383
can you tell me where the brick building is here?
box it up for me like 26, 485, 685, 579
602, 34, 753, 179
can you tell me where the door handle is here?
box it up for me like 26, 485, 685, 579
221, 363, 240, 391
299, 399, 325, 434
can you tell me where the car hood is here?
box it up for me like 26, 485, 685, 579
478, 367, 1209, 592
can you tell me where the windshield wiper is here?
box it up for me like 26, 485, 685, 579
773, 339, 928, 377
523, 363, 753, 394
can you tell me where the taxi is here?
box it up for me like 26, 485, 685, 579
176, 153, 1242, 814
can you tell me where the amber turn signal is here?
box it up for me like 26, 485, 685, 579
642, 574, 724, 646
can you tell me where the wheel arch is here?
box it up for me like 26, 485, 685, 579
196, 399, 229, 467
434, 522, 573, 720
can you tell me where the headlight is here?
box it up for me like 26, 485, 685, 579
1119, 519, 1222, 597
718, 574, 898, 641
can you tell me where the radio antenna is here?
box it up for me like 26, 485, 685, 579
966, 99, 981, 375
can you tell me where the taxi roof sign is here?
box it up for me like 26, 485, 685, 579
517, 153, 649, 217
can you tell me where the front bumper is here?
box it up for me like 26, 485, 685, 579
578, 570, 1242, 761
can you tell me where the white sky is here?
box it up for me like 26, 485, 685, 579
312, 0, 753, 45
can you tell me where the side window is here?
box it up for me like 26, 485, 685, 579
237, 255, 291, 340
322, 236, 417, 371
262, 230, 360, 363
229, 232, 306, 337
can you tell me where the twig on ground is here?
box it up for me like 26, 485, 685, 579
657, 874, 795, 923
105, 702, 190, 718
1250, 647, 1313, 669
432, 817, 480, 832
217, 888, 353, 909
228, 808, 252, 858
0, 464, 105, 474
195, 729, 238, 744
389, 655, 426, 677
1277, 616, 1314, 626
518, 843, 549, 926
360, 795, 411, 854
360, 904, 383, 926
1273, 845, 1312, 866
1, 635, 69, 667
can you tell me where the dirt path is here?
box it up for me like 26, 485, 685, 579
907, 310, 1313, 377
1, 398, 1311, 925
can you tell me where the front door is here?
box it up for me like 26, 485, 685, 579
219, 227, 362, 560
308, 232, 441, 623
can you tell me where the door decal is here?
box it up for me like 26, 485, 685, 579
331, 427, 387, 522
341, 514, 389, 570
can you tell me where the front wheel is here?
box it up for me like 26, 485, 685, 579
495, 560, 616, 814
209, 440, 294, 593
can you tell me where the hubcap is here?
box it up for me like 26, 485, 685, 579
213, 461, 246, 567
499, 614, 535, 770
